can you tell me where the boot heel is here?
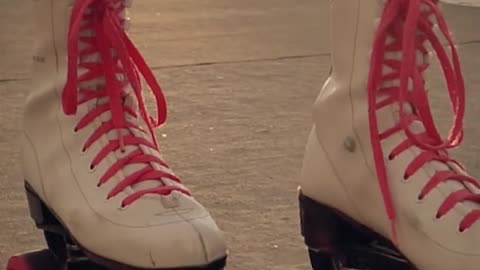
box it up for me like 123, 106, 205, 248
299, 192, 357, 270
24, 182, 60, 229
299, 192, 346, 252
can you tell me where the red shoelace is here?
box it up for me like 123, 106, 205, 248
368, 0, 480, 244
63, 0, 190, 207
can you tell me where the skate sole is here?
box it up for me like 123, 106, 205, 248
298, 191, 415, 270
23, 182, 227, 270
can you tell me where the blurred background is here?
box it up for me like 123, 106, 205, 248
1, 1, 480, 269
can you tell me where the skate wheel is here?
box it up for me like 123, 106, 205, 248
6, 249, 62, 270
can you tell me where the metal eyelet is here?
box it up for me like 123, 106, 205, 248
431, 213, 442, 223
80, 146, 88, 155
416, 194, 425, 204
88, 164, 97, 173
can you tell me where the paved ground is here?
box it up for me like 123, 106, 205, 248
1, 1, 480, 270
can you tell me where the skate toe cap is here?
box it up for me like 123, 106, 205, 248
80, 213, 227, 269
148, 214, 228, 268
67, 193, 227, 269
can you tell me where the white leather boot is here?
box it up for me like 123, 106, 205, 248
299, 1, 480, 269
20, 0, 227, 269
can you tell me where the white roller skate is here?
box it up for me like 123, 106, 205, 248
299, 1, 480, 269
7, 1, 227, 269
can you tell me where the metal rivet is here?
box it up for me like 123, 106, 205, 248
344, 137, 356, 153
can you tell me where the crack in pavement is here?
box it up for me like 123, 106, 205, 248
1, 43, 479, 83
0, 53, 329, 83
149, 53, 329, 71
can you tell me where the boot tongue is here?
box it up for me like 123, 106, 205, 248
102, 92, 177, 194
74, 2, 181, 197
78, 39, 173, 195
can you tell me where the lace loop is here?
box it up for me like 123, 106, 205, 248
368, 0, 479, 243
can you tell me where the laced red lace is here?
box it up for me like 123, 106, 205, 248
368, 0, 480, 244
63, 0, 190, 207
